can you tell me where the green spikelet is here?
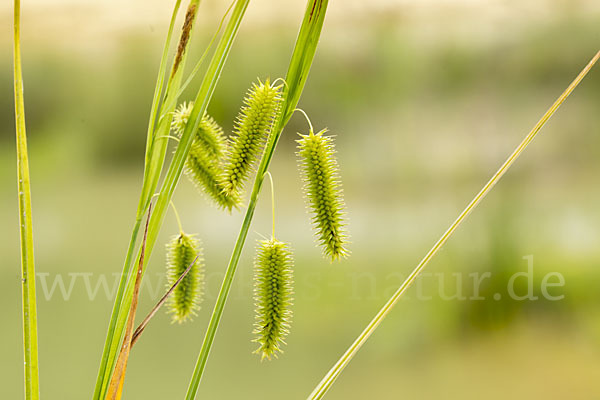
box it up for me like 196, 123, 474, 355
221, 79, 283, 194
172, 101, 227, 158
253, 238, 294, 360
171, 102, 194, 137
166, 233, 204, 323
172, 102, 240, 211
185, 141, 241, 212
297, 128, 349, 261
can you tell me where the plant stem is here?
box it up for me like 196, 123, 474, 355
265, 171, 275, 237
139, 0, 201, 214
307, 49, 600, 400
142, 0, 184, 184
184, 1, 329, 398
13, 0, 40, 398
171, 201, 185, 233
95, 1, 251, 398
93, 0, 188, 396
131, 254, 200, 346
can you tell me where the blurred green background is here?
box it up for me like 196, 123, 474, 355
1, 0, 600, 398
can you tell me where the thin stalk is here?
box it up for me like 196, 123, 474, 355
170, 201, 184, 234
177, 0, 237, 98
13, 0, 40, 398
95, 1, 251, 398
139, 0, 201, 213
93, 214, 143, 400
131, 254, 201, 346
265, 171, 275, 237
141, 0, 251, 299
142, 0, 183, 184
106, 204, 152, 400
94, 0, 197, 397
307, 50, 600, 400
184, 1, 329, 398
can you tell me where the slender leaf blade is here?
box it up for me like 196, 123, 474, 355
13, 0, 40, 398
307, 50, 600, 400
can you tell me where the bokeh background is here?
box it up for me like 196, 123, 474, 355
1, 0, 600, 398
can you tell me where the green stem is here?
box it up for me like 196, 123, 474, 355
171, 201, 184, 233
144, 0, 251, 290
93, 0, 188, 397
142, 0, 184, 182
265, 171, 275, 237
307, 50, 600, 400
93, 216, 143, 399
177, 0, 237, 98
139, 0, 200, 214
94, 1, 251, 398
184, 190, 256, 400
13, 0, 40, 398
184, 1, 329, 398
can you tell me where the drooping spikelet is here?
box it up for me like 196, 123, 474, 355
166, 233, 204, 323
172, 102, 227, 158
171, 102, 193, 136
172, 102, 240, 211
185, 141, 241, 212
297, 129, 349, 261
221, 79, 283, 195
253, 238, 294, 360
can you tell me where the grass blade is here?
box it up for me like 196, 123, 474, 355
138, 0, 201, 211
95, 1, 251, 397
92, 1, 187, 396
184, 1, 329, 398
142, 0, 184, 178
307, 50, 600, 400
106, 205, 152, 400
13, 0, 40, 398
94, 0, 205, 395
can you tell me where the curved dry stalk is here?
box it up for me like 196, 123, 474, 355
131, 254, 201, 346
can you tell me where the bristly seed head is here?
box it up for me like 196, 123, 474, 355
297, 129, 349, 261
221, 79, 283, 195
166, 233, 204, 324
172, 102, 227, 158
171, 102, 194, 137
253, 238, 294, 361
172, 102, 240, 211
185, 141, 241, 212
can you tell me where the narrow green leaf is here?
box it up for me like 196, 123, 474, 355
13, 0, 40, 398
94, 0, 196, 397
95, 1, 251, 398
306, 50, 600, 400
106, 205, 152, 400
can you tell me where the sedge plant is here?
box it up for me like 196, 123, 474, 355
14, 0, 597, 398
93, 0, 252, 397
94, 0, 336, 398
